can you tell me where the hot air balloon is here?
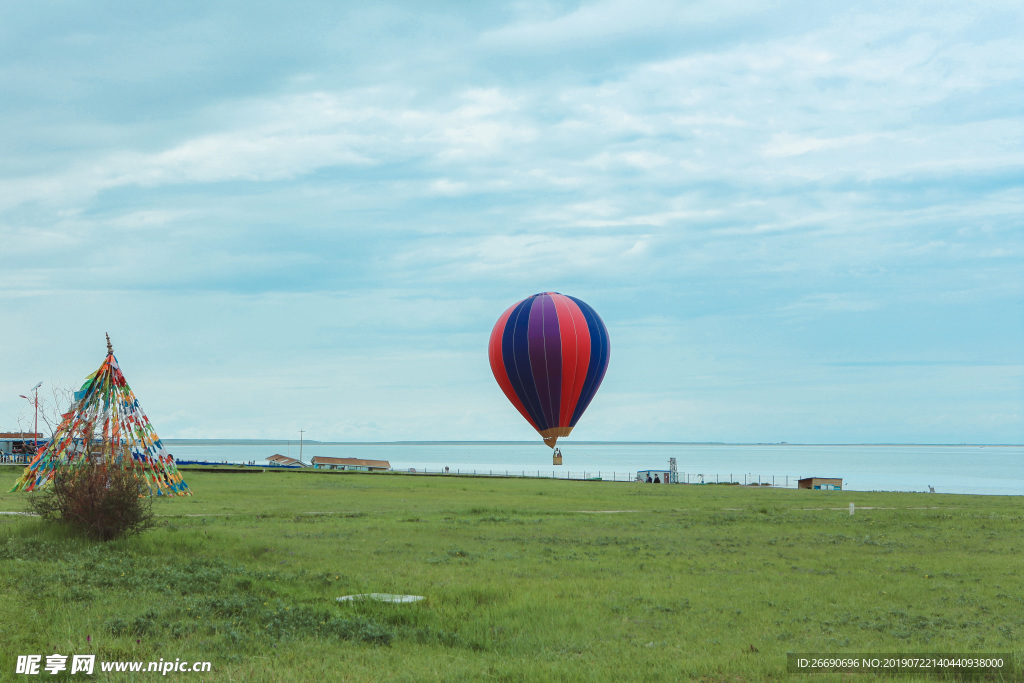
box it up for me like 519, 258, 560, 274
489, 292, 610, 457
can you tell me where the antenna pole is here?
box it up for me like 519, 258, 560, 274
33, 383, 40, 453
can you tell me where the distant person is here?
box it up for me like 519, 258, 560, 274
646, 474, 652, 483
654, 475, 661, 484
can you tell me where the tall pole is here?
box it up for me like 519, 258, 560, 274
299, 430, 304, 465
33, 383, 39, 452
20, 382, 42, 454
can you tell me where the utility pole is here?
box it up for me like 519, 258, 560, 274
299, 430, 305, 465
19, 382, 43, 454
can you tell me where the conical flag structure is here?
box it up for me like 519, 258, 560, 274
10, 335, 191, 496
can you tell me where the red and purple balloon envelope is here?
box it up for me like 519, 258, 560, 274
489, 292, 610, 450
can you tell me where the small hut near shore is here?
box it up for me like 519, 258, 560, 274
311, 456, 390, 472
266, 454, 305, 467
798, 477, 842, 490
0, 433, 44, 463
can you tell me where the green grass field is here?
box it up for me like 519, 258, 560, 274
0, 467, 1020, 681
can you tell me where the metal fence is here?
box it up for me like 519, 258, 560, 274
398, 467, 803, 487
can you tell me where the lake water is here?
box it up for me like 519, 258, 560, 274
163, 441, 1023, 496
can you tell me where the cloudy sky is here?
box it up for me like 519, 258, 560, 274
2, 0, 1021, 444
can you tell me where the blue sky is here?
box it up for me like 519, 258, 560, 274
2, 0, 1021, 444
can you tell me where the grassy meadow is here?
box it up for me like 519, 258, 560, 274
0, 467, 1020, 681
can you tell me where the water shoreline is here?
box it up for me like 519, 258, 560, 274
164, 441, 1024, 497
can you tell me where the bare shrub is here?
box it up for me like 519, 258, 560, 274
28, 461, 155, 541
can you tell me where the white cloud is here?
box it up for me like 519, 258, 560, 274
760, 132, 884, 158
391, 233, 653, 283
780, 293, 881, 313
428, 178, 470, 195
481, 0, 774, 49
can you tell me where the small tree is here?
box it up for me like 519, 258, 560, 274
28, 461, 155, 541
